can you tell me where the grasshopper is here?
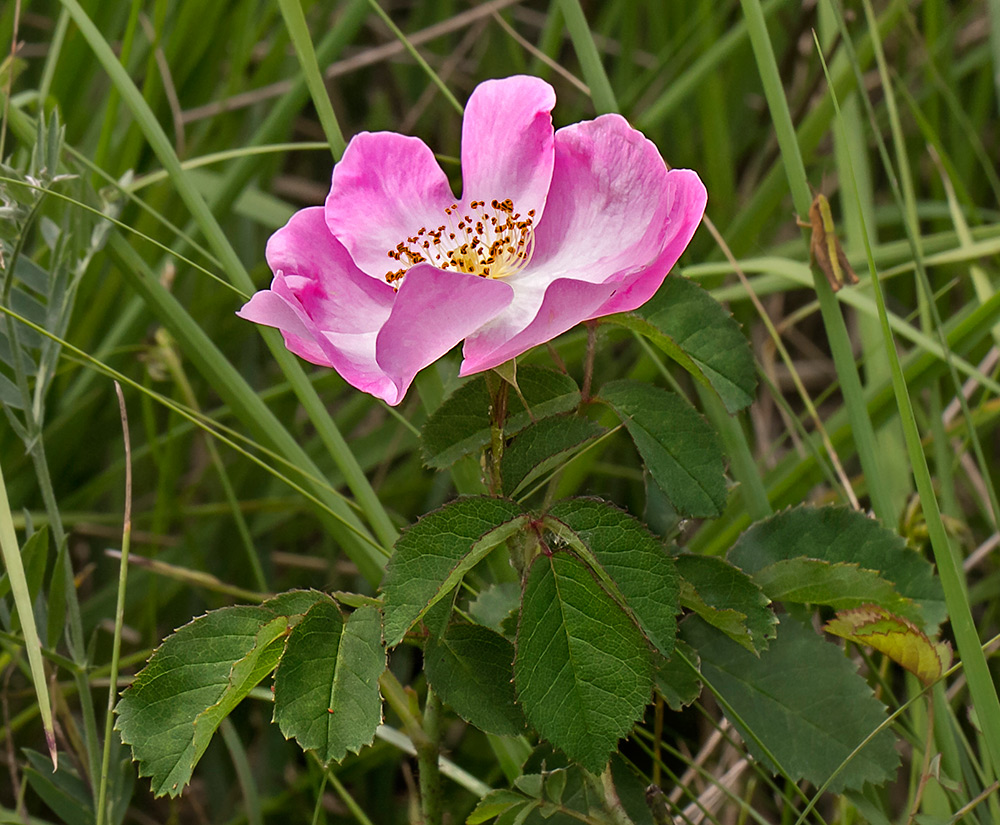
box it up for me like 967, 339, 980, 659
798, 193, 860, 292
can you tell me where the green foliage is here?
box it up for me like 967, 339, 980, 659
381, 496, 527, 646
729, 506, 946, 629
420, 367, 580, 469
3, 1, 994, 822
116, 593, 326, 796
606, 276, 756, 413
117, 606, 288, 796
500, 416, 606, 497
273, 602, 385, 763
753, 557, 921, 621
683, 617, 900, 792
676, 554, 776, 653
23, 750, 95, 825
515, 552, 652, 774
654, 639, 702, 711
599, 380, 728, 517
545, 498, 679, 657
425, 624, 525, 736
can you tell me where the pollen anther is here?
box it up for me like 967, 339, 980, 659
384, 197, 535, 286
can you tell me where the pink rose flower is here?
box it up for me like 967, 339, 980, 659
238, 75, 707, 405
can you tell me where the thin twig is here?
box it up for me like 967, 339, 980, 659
96, 382, 132, 825
491, 10, 590, 94
180, 0, 524, 124
138, 14, 185, 155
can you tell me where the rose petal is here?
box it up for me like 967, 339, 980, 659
529, 114, 677, 280
266, 207, 395, 332
460, 276, 618, 374
326, 132, 456, 279
237, 287, 333, 366
460, 76, 556, 221
375, 264, 513, 402
591, 168, 707, 315
460, 117, 707, 371
239, 207, 402, 404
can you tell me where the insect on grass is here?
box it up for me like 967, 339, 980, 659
798, 193, 860, 292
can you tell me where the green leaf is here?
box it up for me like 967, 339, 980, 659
192, 615, 289, 762
501, 416, 606, 497
515, 552, 652, 774
728, 506, 946, 630
23, 750, 93, 825
676, 554, 776, 653
605, 276, 756, 413
754, 558, 921, 622
609, 754, 656, 825
274, 602, 385, 763
654, 639, 702, 711
421, 367, 580, 469
116, 604, 294, 797
0, 525, 47, 603
600, 381, 727, 518
545, 498, 679, 657
467, 789, 531, 824
425, 623, 525, 736
263, 588, 331, 618
683, 617, 899, 792
381, 497, 527, 647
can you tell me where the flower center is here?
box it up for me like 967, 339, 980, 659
385, 199, 536, 287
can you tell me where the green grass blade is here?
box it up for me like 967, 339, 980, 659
558, 0, 618, 114
821, 21, 1000, 779
57, 0, 399, 558
365, 0, 462, 115
738, 0, 892, 524
0, 461, 57, 770
277, 0, 346, 160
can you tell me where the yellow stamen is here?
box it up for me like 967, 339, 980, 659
385, 199, 536, 287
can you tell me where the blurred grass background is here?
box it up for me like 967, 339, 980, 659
2, 0, 1000, 822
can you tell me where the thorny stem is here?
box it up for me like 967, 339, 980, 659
485, 372, 509, 495
417, 689, 444, 825
581, 321, 598, 402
